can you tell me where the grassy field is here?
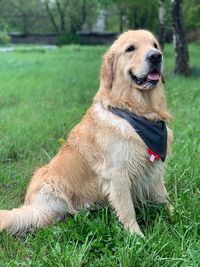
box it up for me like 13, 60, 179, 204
0, 43, 199, 266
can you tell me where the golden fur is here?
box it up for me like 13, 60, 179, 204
0, 30, 173, 237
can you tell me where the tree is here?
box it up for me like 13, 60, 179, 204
171, 0, 189, 75
43, 0, 68, 34
183, 0, 200, 31
43, 0, 99, 35
0, 0, 49, 35
6, 0, 44, 35
126, 0, 159, 31
101, 0, 159, 33
159, 0, 166, 50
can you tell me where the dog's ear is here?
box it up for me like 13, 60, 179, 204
100, 50, 115, 90
161, 73, 165, 84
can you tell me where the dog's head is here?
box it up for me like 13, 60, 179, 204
101, 30, 164, 91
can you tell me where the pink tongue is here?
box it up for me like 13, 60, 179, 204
147, 73, 160, 80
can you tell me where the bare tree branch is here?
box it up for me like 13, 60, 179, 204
55, 0, 67, 32
44, 0, 60, 33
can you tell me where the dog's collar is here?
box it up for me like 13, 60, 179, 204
108, 106, 167, 162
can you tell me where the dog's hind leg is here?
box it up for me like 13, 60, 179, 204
0, 184, 70, 234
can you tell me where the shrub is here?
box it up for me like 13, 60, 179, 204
0, 31, 11, 45
58, 33, 80, 45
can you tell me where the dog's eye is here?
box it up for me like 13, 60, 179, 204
125, 45, 135, 52
154, 42, 158, 49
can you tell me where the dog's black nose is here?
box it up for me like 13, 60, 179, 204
146, 50, 162, 63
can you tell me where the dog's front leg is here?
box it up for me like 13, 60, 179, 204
108, 175, 144, 238
150, 176, 174, 216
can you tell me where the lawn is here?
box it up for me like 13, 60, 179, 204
0, 43, 199, 266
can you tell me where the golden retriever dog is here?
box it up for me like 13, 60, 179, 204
0, 30, 173, 238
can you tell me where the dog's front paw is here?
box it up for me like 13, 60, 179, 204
125, 221, 145, 238
166, 203, 174, 217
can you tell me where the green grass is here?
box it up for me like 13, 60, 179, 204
0, 43, 199, 266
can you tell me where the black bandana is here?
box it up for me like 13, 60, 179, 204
108, 106, 167, 162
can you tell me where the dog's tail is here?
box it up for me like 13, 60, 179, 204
0, 205, 57, 234
0, 185, 71, 234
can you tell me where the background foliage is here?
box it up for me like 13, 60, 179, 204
0, 0, 199, 39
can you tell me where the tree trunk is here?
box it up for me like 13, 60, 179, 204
44, 0, 60, 34
119, 9, 123, 32
171, 0, 189, 75
159, 0, 166, 50
55, 0, 66, 33
22, 12, 28, 36
133, 9, 139, 29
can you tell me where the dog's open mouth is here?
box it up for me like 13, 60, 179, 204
129, 69, 161, 89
